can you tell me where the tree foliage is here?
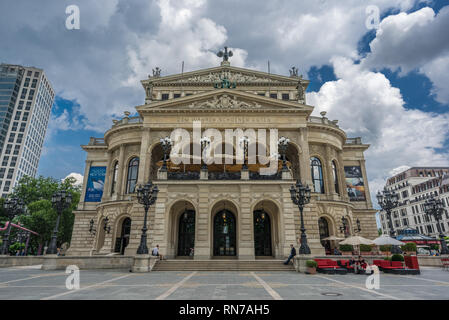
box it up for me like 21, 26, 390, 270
1, 175, 81, 254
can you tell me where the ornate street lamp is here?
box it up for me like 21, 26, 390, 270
136, 181, 159, 254
1, 198, 24, 255
104, 216, 111, 234
47, 190, 72, 255
160, 136, 172, 172
239, 136, 249, 170
377, 187, 401, 254
339, 216, 350, 238
424, 196, 449, 255
354, 218, 362, 233
200, 136, 211, 170
290, 180, 312, 254
89, 219, 96, 235
278, 136, 290, 172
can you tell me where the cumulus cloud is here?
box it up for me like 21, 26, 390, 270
0, 0, 428, 133
362, 6, 449, 103
307, 57, 449, 202
63, 172, 84, 186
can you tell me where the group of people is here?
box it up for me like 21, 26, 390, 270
283, 245, 370, 274
348, 255, 368, 274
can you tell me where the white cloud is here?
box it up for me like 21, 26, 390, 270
63, 172, 84, 186
362, 6, 449, 103
307, 57, 449, 202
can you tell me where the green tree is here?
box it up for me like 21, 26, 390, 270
6, 176, 81, 254
378, 228, 382, 236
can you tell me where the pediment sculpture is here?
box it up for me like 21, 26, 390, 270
187, 94, 262, 110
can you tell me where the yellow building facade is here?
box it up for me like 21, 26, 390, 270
67, 60, 377, 259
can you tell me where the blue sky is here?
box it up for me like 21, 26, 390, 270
0, 0, 448, 215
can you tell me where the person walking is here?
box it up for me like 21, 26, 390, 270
284, 244, 296, 265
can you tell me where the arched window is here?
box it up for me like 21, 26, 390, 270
110, 161, 119, 195
126, 157, 139, 193
332, 160, 340, 195
310, 157, 324, 193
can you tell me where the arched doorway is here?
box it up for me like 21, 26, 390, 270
177, 210, 195, 256
254, 210, 272, 256
318, 217, 331, 255
114, 217, 132, 255
213, 210, 237, 256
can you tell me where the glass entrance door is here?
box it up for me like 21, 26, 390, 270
177, 210, 195, 256
213, 210, 236, 256
114, 217, 131, 255
254, 210, 272, 256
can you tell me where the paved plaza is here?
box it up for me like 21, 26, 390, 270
0, 266, 448, 300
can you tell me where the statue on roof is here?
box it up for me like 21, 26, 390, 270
217, 46, 233, 65
152, 67, 161, 77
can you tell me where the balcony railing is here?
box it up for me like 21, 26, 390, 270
87, 137, 105, 146
345, 137, 362, 145
113, 116, 142, 127
308, 116, 339, 128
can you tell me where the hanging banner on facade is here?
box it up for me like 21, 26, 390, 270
84, 166, 106, 202
344, 166, 366, 201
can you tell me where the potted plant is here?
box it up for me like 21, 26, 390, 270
360, 244, 372, 256
379, 245, 391, 256
306, 260, 317, 274
391, 254, 404, 262
339, 244, 353, 255
401, 242, 417, 255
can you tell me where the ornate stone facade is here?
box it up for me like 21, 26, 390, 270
67, 63, 377, 259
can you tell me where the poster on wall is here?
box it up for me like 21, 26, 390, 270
344, 166, 366, 201
84, 166, 106, 202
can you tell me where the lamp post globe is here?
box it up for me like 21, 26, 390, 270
1, 198, 25, 255
290, 180, 311, 254
47, 190, 72, 255
136, 181, 159, 255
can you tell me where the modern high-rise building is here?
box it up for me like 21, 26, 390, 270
0, 64, 54, 197
379, 167, 449, 238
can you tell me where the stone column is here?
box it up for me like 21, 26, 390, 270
325, 145, 336, 195
360, 159, 373, 207
102, 152, 113, 202
79, 160, 93, 208
194, 185, 211, 259
281, 185, 297, 258
298, 127, 312, 186
337, 152, 348, 201
239, 185, 254, 260
138, 128, 151, 185
116, 145, 126, 198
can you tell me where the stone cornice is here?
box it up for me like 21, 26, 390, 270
137, 89, 313, 115
141, 65, 309, 87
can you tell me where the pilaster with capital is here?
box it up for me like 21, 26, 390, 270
117, 145, 126, 198
102, 152, 113, 202
298, 127, 312, 186
138, 128, 151, 185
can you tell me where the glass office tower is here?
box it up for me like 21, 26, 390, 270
0, 64, 54, 197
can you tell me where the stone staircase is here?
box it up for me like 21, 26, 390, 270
152, 259, 295, 271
